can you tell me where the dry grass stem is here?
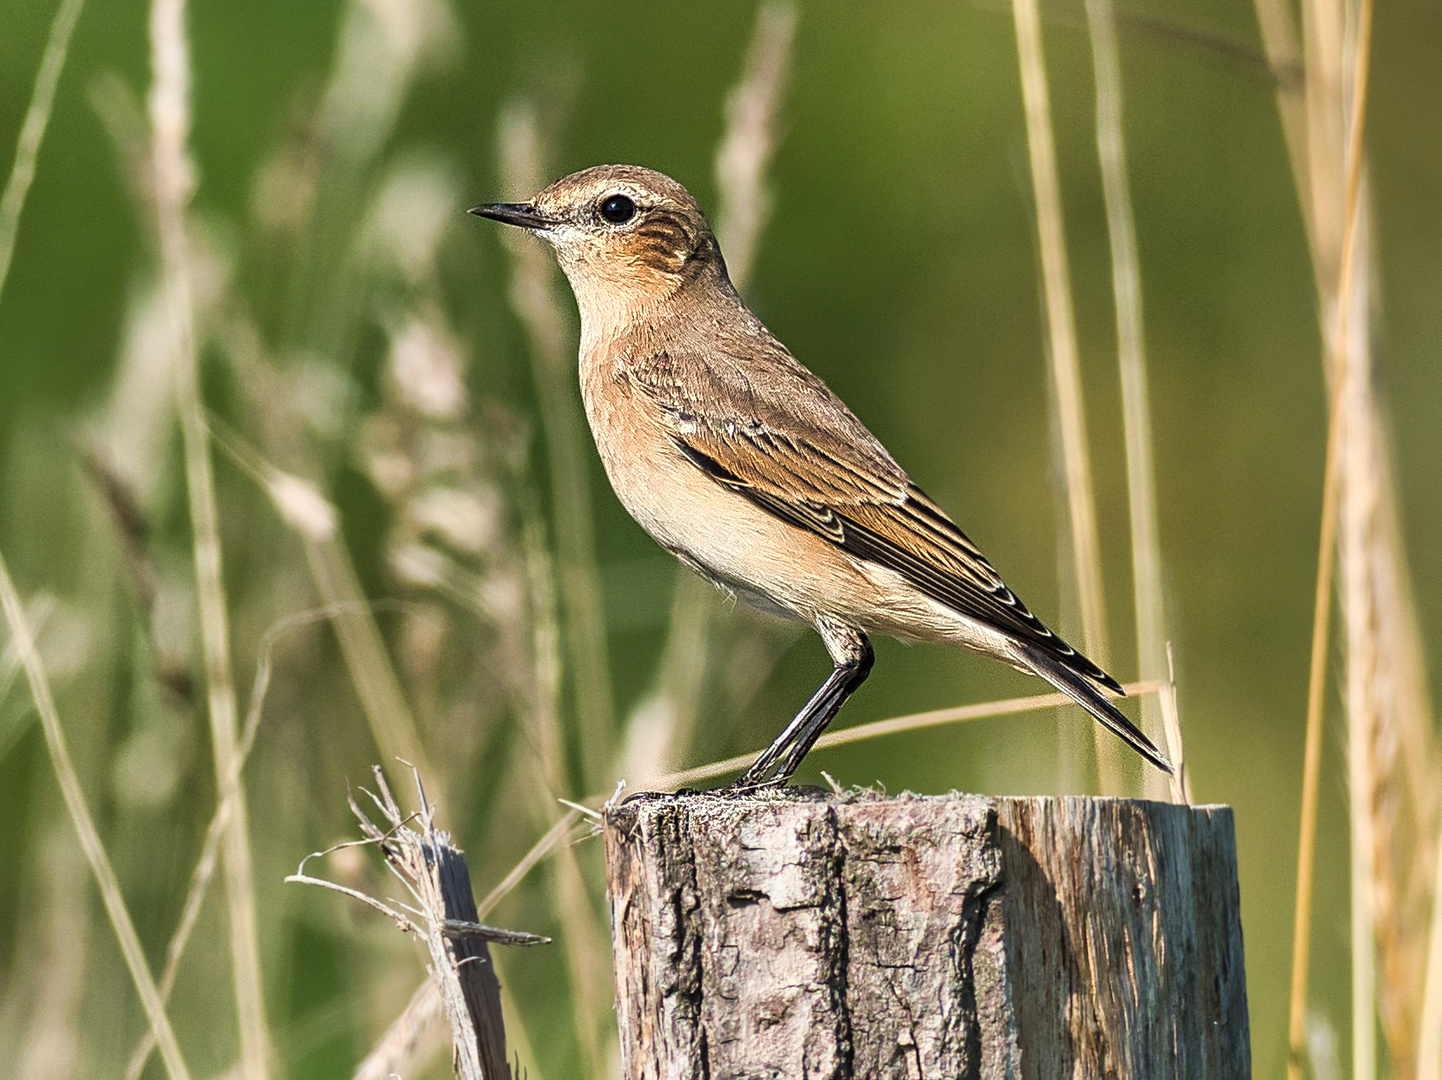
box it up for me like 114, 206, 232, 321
303, 539, 446, 794
497, 99, 617, 790
125, 605, 354, 1080
1159, 643, 1191, 805
1422, 819, 1442, 1080
1083, 0, 1170, 801
1287, 404, 1338, 1080
0, 0, 87, 307
1343, 363, 1378, 1080
476, 808, 583, 917
713, 1, 797, 289
16, 829, 86, 1080
616, 679, 1165, 793
1011, 0, 1118, 794
0, 551, 193, 1080
148, 0, 270, 1073
351, 980, 446, 1080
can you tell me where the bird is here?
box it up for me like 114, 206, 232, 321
470, 164, 1171, 788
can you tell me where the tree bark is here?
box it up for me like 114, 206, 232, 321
604, 790, 1248, 1079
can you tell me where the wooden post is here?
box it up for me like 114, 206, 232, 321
604, 790, 1249, 1079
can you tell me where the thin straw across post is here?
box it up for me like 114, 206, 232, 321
610, 680, 1165, 795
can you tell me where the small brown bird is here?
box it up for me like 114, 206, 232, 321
472, 165, 1170, 787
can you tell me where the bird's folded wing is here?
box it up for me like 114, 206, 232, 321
667, 423, 1120, 692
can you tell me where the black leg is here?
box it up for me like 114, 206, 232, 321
732, 622, 874, 790
774, 645, 873, 781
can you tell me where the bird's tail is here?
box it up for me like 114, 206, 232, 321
1012, 640, 1173, 776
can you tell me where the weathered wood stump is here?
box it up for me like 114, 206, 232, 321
604, 790, 1249, 1079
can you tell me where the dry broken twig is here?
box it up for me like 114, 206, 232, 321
287, 768, 547, 1080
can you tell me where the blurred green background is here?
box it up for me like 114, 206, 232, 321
1, 0, 1439, 1076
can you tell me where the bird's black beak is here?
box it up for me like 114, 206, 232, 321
468, 202, 556, 231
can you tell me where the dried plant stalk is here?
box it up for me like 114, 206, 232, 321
713, 1, 797, 288
1255, 0, 1442, 1071
1011, 0, 1119, 794
0, 0, 86, 306
497, 99, 617, 791
355, 808, 584, 1078
148, 0, 270, 1074
1082, 0, 1170, 801
0, 552, 193, 1080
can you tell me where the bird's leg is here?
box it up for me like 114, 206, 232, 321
775, 639, 874, 782
733, 622, 873, 789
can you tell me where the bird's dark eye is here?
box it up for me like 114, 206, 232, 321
599, 194, 636, 224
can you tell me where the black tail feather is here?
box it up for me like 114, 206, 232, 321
1013, 641, 1173, 776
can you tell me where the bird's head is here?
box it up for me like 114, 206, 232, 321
471, 165, 730, 331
